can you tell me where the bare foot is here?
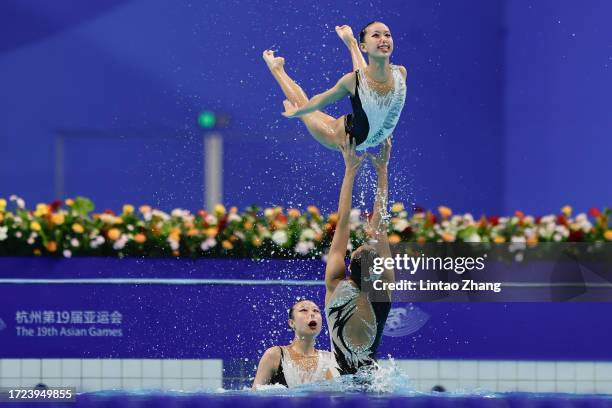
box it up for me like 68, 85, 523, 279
335, 25, 356, 46
263, 50, 285, 71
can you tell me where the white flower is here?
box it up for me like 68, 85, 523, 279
0, 226, 8, 241
152, 209, 170, 221
300, 228, 315, 241
228, 213, 241, 223
27, 237, 35, 245
63, 249, 72, 258
514, 252, 524, 262
168, 239, 179, 251
200, 237, 216, 251
264, 208, 274, 218
576, 213, 587, 223
540, 215, 555, 224
90, 236, 105, 249
393, 219, 409, 233
350, 209, 361, 224
524, 216, 534, 224
127, 225, 134, 231
295, 241, 314, 255
205, 214, 218, 225
553, 233, 562, 242
113, 234, 128, 250
451, 215, 462, 225
463, 213, 474, 224
71, 238, 80, 247
554, 225, 569, 238
15, 231, 22, 238
465, 233, 481, 243
271, 230, 288, 246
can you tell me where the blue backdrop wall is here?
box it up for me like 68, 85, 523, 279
0, 1, 609, 216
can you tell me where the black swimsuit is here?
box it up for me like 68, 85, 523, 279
268, 346, 288, 387
344, 69, 370, 146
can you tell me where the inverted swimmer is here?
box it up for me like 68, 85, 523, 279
252, 299, 337, 389
325, 135, 394, 375
263, 22, 407, 150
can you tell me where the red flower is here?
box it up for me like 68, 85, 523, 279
589, 208, 601, 218
103, 209, 115, 215
488, 216, 499, 226
218, 215, 228, 232
514, 210, 525, 219
198, 210, 207, 218
568, 230, 584, 242
412, 205, 425, 214
49, 200, 62, 213
535, 216, 542, 224
276, 214, 288, 224
556, 215, 568, 225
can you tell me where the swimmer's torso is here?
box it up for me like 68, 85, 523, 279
345, 64, 407, 151
325, 280, 391, 375
270, 346, 337, 387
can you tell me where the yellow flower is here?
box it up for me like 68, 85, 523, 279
46, 241, 57, 252
30, 221, 41, 232
33, 248, 42, 256
123, 204, 134, 215
388, 234, 401, 244
604, 230, 612, 241
187, 228, 199, 237
328, 213, 338, 224
561, 205, 572, 217
51, 213, 65, 225
205, 227, 218, 238
107, 228, 121, 241
168, 228, 181, 242
288, 208, 301, 218
0, 198, 6, 212
134, 233, 147, 243
72, 223, 84, 234
222, 240, 233, 250
230, 206, 238, 214
438, 206, 452, 219
139, 205, 151, 214
34, 203, 49, 217
244, 220, 254, 230
0, 213, 3, 222
214, 204, 226, 216
65, 198, 74, 207
494, 235, 506, 243
252, 237, 262, 247
391, 202, 404, 213
307, 205, 320, 217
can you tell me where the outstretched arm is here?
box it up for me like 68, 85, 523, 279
335, 25, 367, 72
368, 139, 395, 287
325, 134, 365, 302
282, 72, 353, 118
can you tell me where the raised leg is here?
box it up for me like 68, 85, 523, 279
263, 50, 344, 149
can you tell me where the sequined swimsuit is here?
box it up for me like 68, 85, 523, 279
325, 280, 391, 375
269, 346, 337, 388
343, 65, 406, 151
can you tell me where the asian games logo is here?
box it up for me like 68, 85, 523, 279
383, 304, 430, 337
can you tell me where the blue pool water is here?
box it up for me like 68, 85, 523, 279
11, 390, 612, 408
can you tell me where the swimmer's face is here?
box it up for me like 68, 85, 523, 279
360, 22, 393, 57
288, 300, 322, 337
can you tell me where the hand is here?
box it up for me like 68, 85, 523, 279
339, 133, 365, 174
335, 25, 355, 46
368, 137, 392, 173
281, 99, 299, 118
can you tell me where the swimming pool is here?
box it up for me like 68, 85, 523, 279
16, 390, 612, 408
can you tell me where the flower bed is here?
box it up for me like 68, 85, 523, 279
0, 196, 610, 259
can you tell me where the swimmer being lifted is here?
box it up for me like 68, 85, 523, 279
263, 22, 407, 151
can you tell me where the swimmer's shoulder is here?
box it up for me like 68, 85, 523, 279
261, 345, 283, 366
337, 71, 358, 97
395, 64, 407, 81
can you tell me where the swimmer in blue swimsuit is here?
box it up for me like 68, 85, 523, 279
324, 134, 395, 375
263, 22, 407, 151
